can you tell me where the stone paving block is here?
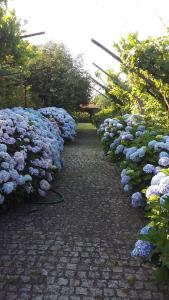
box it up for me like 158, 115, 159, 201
0, 125, 168, 299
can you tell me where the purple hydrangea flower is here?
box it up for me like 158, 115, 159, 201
39, 179, 50, 191
151, 172, 166, 185
38, 188, 47, 197
146, 185, 160, 199
29, 167, 39, 176
0, 170, 10, 183
158, 177, 169, 194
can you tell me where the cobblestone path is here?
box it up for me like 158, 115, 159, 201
0, 123, 169, 300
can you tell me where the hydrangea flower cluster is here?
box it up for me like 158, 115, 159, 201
131, 240, 154, 258
98, 113, 169, 267
39, 107, 76, 140
0, 107, 76, 204
131, 226, 154, 258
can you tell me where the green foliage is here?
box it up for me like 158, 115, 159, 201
90, 94, 112, 109
0, 2, 91, 110
72, 111, 90, 123
113, 32, 169, 120
92, 107, 120, 127
28, 43, 91, 111
139, 191, 169, 283
0, 3, 38, 108
94, 32, 169, 126
98, 113, 169, 282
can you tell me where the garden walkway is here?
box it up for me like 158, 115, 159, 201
0, 123, 168, 300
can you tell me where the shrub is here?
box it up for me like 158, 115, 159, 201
98, 113, 169, 283
72, 111, 91, 123
92, 107, 119, 127
39, 107, 77, 140
0, 107, 76, 206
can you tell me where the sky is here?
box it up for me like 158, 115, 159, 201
8, 0, 169, 77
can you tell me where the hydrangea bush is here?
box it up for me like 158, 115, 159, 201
98, 114, 169, 283
39, 107, 76, 140
0, 107, 76, 205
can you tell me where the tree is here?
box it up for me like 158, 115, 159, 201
113, 32, 169, 119
0, 2, 36, 108
28, 42, 91, 111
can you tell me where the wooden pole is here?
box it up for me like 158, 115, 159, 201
90, 76, 122, 105
20, 32, 45, 39
92, 63, 145, 114
24, 84, 27, 107
92, 86, 112, 100
93, 62, 130, 93
91, 38, 163, 100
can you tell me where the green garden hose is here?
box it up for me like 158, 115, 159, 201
30, 189, 64, 205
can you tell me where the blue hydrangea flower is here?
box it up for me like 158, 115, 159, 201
125, 147, 137, 160
116, 123, 123, 129
29, 167, 39, 176
131, 240, 154, 257
154, 142, 166, 152
24, 175, 32, 182
140, 225, 152, 235
121, 169, 128, 177
131, 192, 143, 207
143, 164, 155, 174
137, 125, 146, 132
159, 151, 169, 158
135, 131, 144, 137
115, 144, 124, 155
121, 133, 134, 141
3, 182, 15, 194
1, 162, 10, 170
121, 175, 131, 185
130, 147, 146, 162
0, 170, 10, 183
154, 166, 162, 174
0, 144, 7, 152
124, 184, 132, 192
160, 193, 169, 206
125, 126, 132, 132
16, 175, 25, 185
148, 140, 157, 148
158, 157, 169, 167
109, 132, 115, 138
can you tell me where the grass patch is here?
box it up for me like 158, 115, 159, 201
77, 123, 96, 131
